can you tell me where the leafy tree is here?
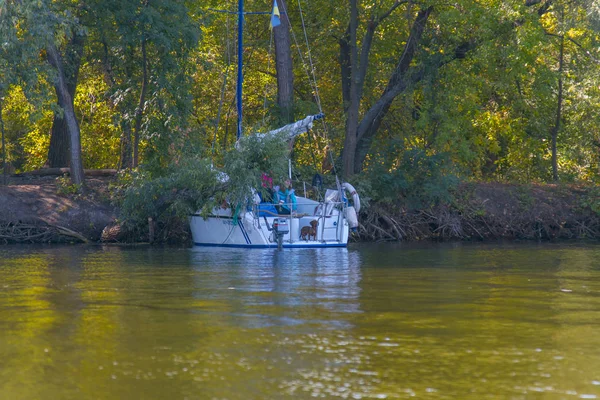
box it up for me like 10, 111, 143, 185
1, 0, 86, 185
45, 3, 85, 169
2, 0, 600, 196
0, 1, 51, 176
89, 0, 200, 169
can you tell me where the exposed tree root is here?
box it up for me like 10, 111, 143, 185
0, 219, 89, 244
354, 184, 600, 242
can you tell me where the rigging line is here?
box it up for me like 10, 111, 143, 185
294, 0, 323, 113
324, 119, 339, 178
277, 0, 321, 113
221, 218, 238, 244
236, 0, 244, 140
263, 29, 274, 125
306, 128, 319, 172
287, 0, 340, 178
212, 67, 230, 161
212, 10, 233, 161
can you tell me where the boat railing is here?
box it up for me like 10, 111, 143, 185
253, 199, 346, 243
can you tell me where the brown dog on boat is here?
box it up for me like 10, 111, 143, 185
300, 220, 318, 241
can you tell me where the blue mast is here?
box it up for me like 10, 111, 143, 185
236, 0, 244, 140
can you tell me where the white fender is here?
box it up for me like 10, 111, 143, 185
341, 182, 361, 213
345, 206, 359, 230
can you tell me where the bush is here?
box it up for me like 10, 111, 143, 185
366, 148, 461, 209
117, 129, 292, 233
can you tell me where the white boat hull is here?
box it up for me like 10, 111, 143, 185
190, 197, 349, 248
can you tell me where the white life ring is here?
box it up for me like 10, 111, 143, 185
341, 182, 361, 213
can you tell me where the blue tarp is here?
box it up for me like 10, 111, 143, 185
258, 203, 278, 217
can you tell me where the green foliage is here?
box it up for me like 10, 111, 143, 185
579, 186, 600, 216
55, 174, 82, 196
0, 87, 37, 171
90, 0, 200, 167
1, 0, 600, 205
367, 148, 461, 209
118, 129, 291, 230
76, 69, 121, 169
222, 129, 291, 202
118, 156, 217, 229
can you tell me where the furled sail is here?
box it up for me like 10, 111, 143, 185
259, 113, 324, 141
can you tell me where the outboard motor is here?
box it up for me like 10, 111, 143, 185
272, 218, 289, 249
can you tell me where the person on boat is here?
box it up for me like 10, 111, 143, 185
259, 172, 274, 203
274, 179, 297, 214
286, 180, 298, 213
261, 172, 273, 189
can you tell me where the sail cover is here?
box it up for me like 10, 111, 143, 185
258, 113, 324, 141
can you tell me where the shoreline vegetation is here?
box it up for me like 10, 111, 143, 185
2, 1, 599, 249
1, 173, 598, 245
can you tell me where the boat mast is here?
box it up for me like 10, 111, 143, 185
236, 0, 244, 140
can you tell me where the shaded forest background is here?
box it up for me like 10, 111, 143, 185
0, 0, 599, 207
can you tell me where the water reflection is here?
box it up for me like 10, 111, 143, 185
189, 247, 363, 325
0, 243, 600, 399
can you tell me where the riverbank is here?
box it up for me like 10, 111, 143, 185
357, 182, 600, 242
0, 175, 116, 244
0, 175, 598, 244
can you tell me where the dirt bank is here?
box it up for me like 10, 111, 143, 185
358, 182, 600, 242
0, 176, 117, 243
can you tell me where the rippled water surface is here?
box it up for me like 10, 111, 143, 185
1, 242, 600, 399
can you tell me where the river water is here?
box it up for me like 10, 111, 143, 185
1, 242, 600, 399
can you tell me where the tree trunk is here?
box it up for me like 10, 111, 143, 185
342, 5, 432, 176
353, 67, 428, 174
551, 35, 564, 182
341, 0, 360, 178
339, 26, 352, 115
133, 37, 148, 168
47, 114, 71, 168
273, 0, 294, 123
120, 120, 133, 169
46, 43, 85, 187
46, 31, 84, 168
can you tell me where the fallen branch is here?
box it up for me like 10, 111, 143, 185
53, 224, 89, 243
0, 219, 89, 244
14, 168, 117, 177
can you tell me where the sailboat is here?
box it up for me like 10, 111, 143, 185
190, 0, 360, 248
